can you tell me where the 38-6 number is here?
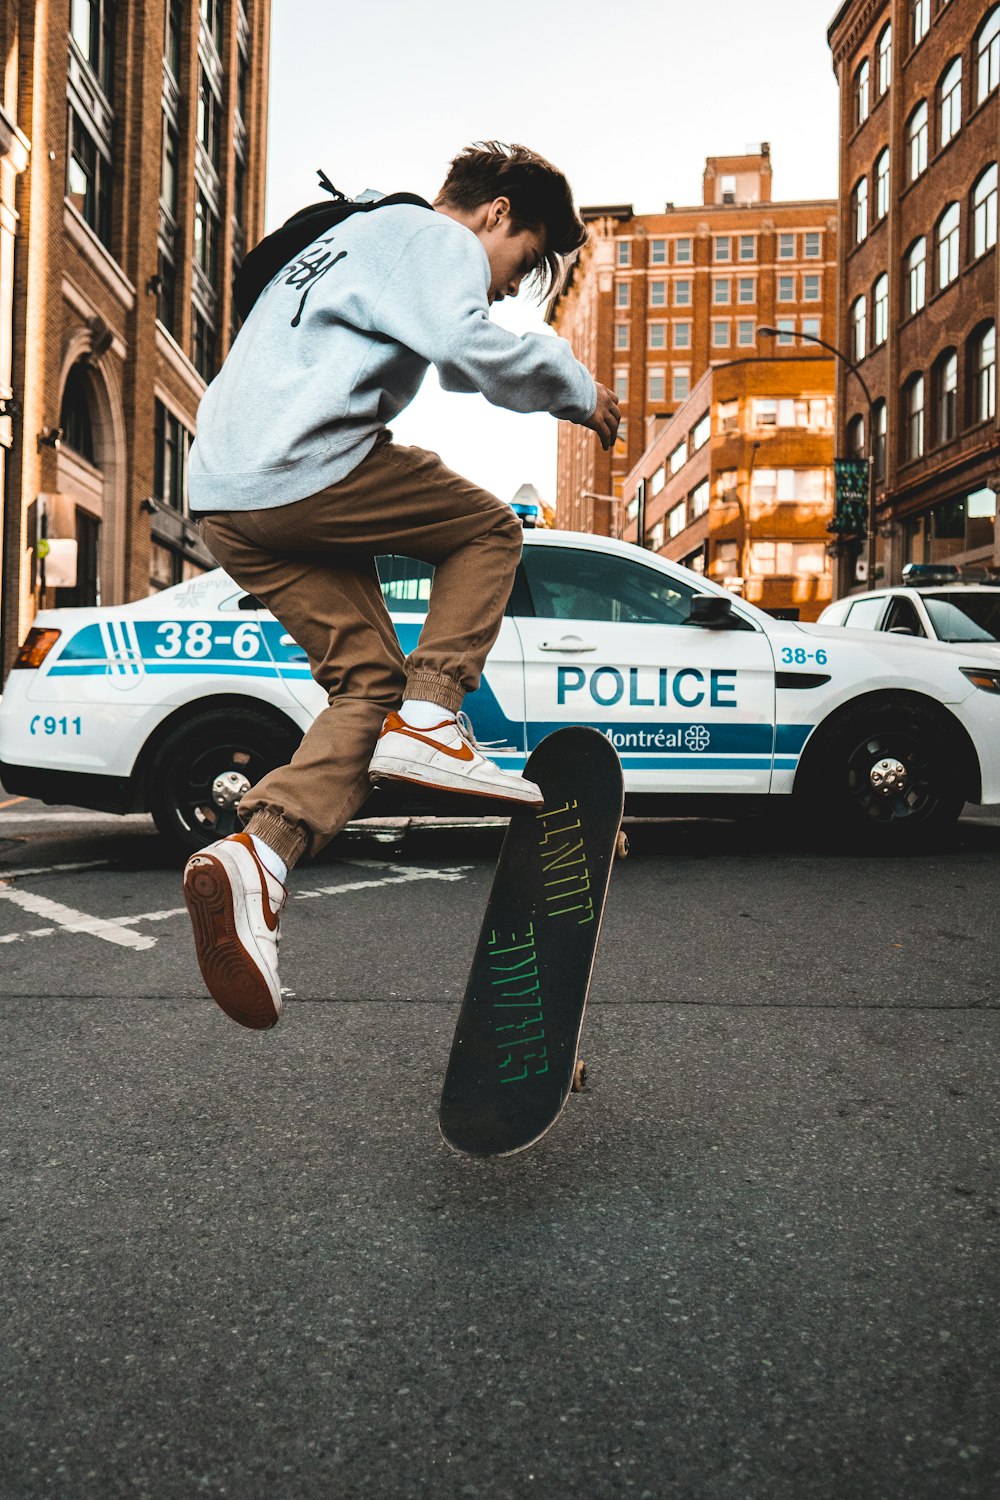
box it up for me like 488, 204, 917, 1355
155, 621, 215, 658
781, 646, 828, 666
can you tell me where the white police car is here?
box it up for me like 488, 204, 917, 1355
3, 529, 1000, 857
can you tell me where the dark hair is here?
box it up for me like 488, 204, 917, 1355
435, 141, 587, 299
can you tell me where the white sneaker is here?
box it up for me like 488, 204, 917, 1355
368, 710, 544, 807
183, 831, 287, 1029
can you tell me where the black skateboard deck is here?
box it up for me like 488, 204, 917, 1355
439, 726, 625, 1158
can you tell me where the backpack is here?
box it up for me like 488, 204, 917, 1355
233, 171, 433, 323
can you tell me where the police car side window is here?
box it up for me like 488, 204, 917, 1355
882, 596, 925, 636
376, 555, 434, 615
843, 596, 886, 630
521, 547, 698, 626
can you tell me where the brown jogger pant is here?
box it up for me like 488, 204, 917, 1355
199, 441, 523, 864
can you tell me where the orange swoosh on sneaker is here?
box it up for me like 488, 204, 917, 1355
231, 832, 282, 930
386, 723, 476, 763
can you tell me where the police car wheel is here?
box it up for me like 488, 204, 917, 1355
799, 700, 964, 844
146, 706, 301, 862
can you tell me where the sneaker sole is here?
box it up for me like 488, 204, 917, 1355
369, 760, 544, 808
183, 854, 282, 1030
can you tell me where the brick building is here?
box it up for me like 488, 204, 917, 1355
0, 0, 270, 677
620, 356, 836, 621
546, 151, 838, 535
828, 0, 1000, 587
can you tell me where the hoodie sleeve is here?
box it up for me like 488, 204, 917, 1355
367, 219, 598, 423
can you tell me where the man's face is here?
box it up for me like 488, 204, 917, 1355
475, 199, 547, 305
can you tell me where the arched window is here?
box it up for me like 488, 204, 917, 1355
933, 348, 958, 443
936, 203, 960, 289
873, 273, 889, 345
906, 237, 927, 314
846, 413, 865, 459
911, 0, 929, 47
906, 101, 929, 182
977, 8, 1000, 105
875, 148, 890, 219
856, 58, 871, 124
973, 164, 998, 257
971, 322, 997, 424
872, 399, 887, 484
939, 59, 962, 148
854, 176, 869, 243
878, 24, 893, 95
851, 294, 868, 362
903, 373, 925, 460
59, 362, 96, 463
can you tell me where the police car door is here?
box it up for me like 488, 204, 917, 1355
515, 542, 776, 793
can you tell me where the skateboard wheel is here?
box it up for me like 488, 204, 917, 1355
616, 830, 629, 859
572, 1059, 588, 1092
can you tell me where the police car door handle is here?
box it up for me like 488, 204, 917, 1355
537, 635, 597, 652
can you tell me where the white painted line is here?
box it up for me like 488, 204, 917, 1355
294, 863, 473, 900
0, 860, 111, 880
0, 812, 152, 824
0, 887, 157, 949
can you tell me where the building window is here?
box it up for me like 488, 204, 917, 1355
614, 369, 628, 402
778, 274, 795, 302
873, 273, 889, 345
70, 0, 117, 99
711, 320, 729, 348
739, 234, 756, 261
907, 101, 928, 181
192, 306, 218, 381
903, 373, 925, 460
852, 295, 868, 361
802, 317, 821, 342
157, 247, 177, 333
737, 319, 756, 347
804, 231, 821, 258
714, 236, 731, 262
973, 164, 998, 257
161, 115, 179, 215
712, 277, 730, 305
669, 440, 687, 474
674, 322, 691, 349
165, 0, 183, 79
853, 177, 868, 243
675, 237, 692, 263
649, 521, 664, 551
616, 240, 631, 266
778, 232, 795, 259
846, 413, 866, 459
673, 368, 690, 402
650, 466, 665, 497
691, 480, 710, 518
906, 237, 927, 313
691, 412, 711, 450
666, 501, 685, 539
911, 0, 929, 47
200, 0, 223, 51
856, 58, 871, 124
650, 238, 666, 264
939, 59, 962, 149
60, 363, 96, 463
937, 203, 960, 289
875, 149, 890, 220
615, 323, 630, 350
877, 23, 893, 95
972, 322, 997, 423
194, 192, 219, 286
977, 8, 1000, 104
674, 279, 691, 306
934, 349, 958, 443
802, 274, 820, 302
648, 322, 666, 349
615, 282, 630, 308
738, 276, 755, 303
776, 318, 795, 346
648, 369, 665, 404
198, 70, 222, 171
649, 280, 666, 306
873, 399, 887, 483
67, 109, 113, 248
154, 400, 193, 511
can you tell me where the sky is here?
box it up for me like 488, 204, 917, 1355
264, 0, 842, 507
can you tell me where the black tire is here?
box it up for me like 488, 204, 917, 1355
796, 698, 967, 849
147, 706, 301, 862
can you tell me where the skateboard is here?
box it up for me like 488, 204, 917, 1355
439, 725, 626, 1158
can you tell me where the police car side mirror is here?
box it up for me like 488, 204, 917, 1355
686, 593, 738, 629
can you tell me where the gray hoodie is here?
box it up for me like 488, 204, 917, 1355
188, 202, 597, 511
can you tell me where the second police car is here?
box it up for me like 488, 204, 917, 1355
2, 528, 1000, 858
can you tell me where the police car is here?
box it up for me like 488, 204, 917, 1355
3, 529, 1000, 857
819, 564, 1000, 658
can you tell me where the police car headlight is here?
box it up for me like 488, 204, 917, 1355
12, 627, 61, 669
960, 667, 1000, 695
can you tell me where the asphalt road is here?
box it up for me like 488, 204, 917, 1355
1, 791, 998, 1500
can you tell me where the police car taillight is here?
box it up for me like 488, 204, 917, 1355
12, 627, 61, 669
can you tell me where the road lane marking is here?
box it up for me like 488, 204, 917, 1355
0, 861, 475, 949
0, 796, 27, 809
0, 860, 112, 880
0, 811, 152, 824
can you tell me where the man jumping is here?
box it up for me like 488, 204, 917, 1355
183, 141, 620, 1030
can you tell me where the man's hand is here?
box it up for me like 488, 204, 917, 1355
581, 385, 622, 451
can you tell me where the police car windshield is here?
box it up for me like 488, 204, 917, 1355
922, 593, 1000, 643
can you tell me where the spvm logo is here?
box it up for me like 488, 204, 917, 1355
684, 724, 711, 753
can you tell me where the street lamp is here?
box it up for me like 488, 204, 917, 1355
758, 325, 877, 589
